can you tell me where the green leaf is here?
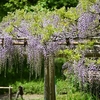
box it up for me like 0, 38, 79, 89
5, 25, 14, 33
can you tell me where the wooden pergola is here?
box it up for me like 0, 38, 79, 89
0, 36, 100, 100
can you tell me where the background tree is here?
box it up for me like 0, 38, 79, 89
0, 0, 79, 21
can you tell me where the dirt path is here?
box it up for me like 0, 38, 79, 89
23, 94, 44, 100
0, 94, 66, 100
0, 94, 44, 100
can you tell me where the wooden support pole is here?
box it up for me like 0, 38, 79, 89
9, 86, 12, 100
49, 54, 56, 100
44, 55, 50, 100
44, 53, 56, 100
2, 38, 4, 47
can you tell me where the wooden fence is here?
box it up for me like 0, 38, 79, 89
0, 86, 13, 100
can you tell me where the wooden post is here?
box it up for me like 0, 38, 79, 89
44, 55, 50, 100
9, 86, 12, 100
49, 53, 56, 100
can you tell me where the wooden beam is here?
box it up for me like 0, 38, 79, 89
58, 41, 100, 45
12, 37, 28, 40
0, 37, 28, 40
71, 37, 100, 40
0, 38, 4, 39
0, 37, 28, 46
71, 41, 100, 45
57, 52, 100, 57
0, 41, 25, 45
85, 53, 100, 57
13, 41, 25, 45
90, 37, 100, 39
0, 87, 13, 89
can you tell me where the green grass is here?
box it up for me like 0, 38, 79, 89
9, 78, 96, 100
10, 80, 44, 94
56, 94, 67, 100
